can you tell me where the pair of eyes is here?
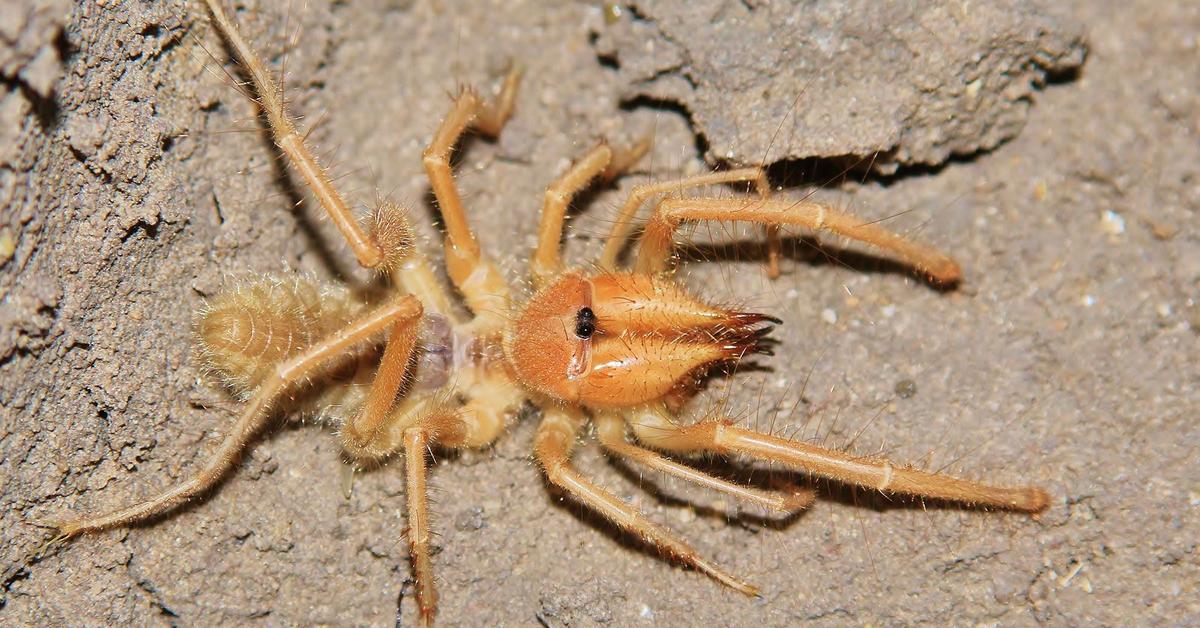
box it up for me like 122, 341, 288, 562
574, 307, 596, 339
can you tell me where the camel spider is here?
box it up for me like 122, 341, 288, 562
46, 1, 1050, 624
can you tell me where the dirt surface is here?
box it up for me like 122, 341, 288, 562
2, 0, 1197, 626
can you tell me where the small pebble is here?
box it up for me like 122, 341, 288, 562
821, 308, 837, 324
1033, 180, 1048, 201
454, 507, 486, 532
604, 2, 623, 24
0, 228, 14, 264
895, 379, 918, 399
1100, 210, 1125, 235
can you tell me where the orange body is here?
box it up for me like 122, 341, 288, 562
508, 271, 776, 409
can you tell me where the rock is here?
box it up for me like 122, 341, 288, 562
593, 0, 1086, 171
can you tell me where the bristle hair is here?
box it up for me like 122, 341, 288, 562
369, 201, 417, 273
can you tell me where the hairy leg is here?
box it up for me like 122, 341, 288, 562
422, 74, 521, 326
339, 300, 425, 460
627, 407, 1048, 512
337, 321, 521, 622
342, 346, 518, 624
403, 427, 437, 625
331, 309, 521, 622
400, 405, 480, 626
398, 405, 489, 626
450, 377, 526, 448
635, 196, 962, 285
533, 408, 757, 595
202, 0, 383, 268
204, 2, 461, 313
594, 413, 813, 513
50, 296, 424, 538
365, 201, 461, 316
598, 168, 768, 272
532, 140, 649, 287
532, 144, 613, 286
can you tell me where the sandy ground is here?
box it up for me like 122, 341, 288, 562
1, 0, 1197, 625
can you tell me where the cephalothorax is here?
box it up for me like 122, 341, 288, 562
47, 2, 1049, 625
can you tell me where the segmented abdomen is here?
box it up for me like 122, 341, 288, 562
194, 276, 356, 398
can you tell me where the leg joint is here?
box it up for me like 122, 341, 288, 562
422, 151, 449, 169
877, 462, 894, 491
544, 188, 570, 205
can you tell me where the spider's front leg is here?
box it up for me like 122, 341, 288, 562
619, 188, 1043, 508
627, 406, 1049, 512
532, 139, 651, 287
594, 413, 815, 513
597, 168, 769, 273
636, 196, 963, 285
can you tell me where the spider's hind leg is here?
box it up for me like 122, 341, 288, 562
203, 1, 452, 310
47, 296, 424, 538
202, 0, 386, 269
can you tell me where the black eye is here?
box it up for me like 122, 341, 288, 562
574, 307, 596, 339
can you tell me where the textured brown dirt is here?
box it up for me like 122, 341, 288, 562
595, 0, 1087, 170
2, 1, 1197, 626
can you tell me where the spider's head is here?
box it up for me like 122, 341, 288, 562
507, 271, 778, 409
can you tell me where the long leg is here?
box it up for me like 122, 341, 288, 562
203, 0, 384, 268
339, 300, 424, 460
329, 309, 519, 623
627, 407, 1048, 512
364, 403, 501, 628
594, 413, 813, 513
598, 168, 769, 272
336, 320, 516, 623
636, 197, 962, 285
205, 1, 457, 310
333, 308, 521, 623
533, 408, 757, 595
532, 140, 650, 287
399, 406, 477, 627
367, 201, 460, 316
422, 74, 521, 324
403, 427, 436, 625
50, 296, 424, 538
532, 144, 612, 286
